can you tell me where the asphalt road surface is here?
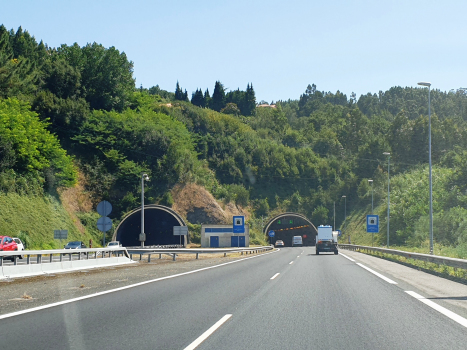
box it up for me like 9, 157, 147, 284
1, 247, 467, 349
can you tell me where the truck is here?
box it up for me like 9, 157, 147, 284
316, 225, 338, 255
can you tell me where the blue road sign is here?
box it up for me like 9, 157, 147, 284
268, 230, 275, 237
367, 215, 379, 233
233, 216, 245, 233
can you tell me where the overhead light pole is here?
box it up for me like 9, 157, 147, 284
418, 82, 433, 254
368, 179, 374, 246
141, 173, 150, 248
383, 152, 390, 248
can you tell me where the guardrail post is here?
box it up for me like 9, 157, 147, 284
50, 254, 53, 263
173, 254, 176, 261
159, 254, 162, 259
130, 254, 133, 260
37, 254, 42, 264
60, 253, 63, 262
27, 255, 30, 264
196, 253, 199, 259
0, 256, 2, 266
69, 253, 72, 261
148, 254, 151, 263
224, 253, 227, 257
13, 255, 17, 265
140, 254, 142, 261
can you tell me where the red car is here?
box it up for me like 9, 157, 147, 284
0, 236, 18, 260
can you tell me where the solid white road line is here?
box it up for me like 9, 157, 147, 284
339, 253, 355, 262
289, 261, 294, 265
405, 291, 467, 328
270, 273, 280, 280
184, 314, 232, 350
0, 250, 279, 320
356, 263, 398, 284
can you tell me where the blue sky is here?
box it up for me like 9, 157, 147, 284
3, 0, 467, 102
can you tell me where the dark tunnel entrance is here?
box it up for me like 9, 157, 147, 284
264, 213, 317, 247
114, 205, 187, 247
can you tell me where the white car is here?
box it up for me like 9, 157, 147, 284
107, 241, 122, 247
12, 237, 24, 259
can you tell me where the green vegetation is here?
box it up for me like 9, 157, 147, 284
2, 24, 467, 255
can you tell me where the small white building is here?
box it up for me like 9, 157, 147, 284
201, 224, 250, 248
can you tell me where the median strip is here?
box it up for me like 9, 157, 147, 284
184, 314, 232, 350
405, 291, 467, 328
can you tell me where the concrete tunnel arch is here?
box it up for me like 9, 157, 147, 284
113, 205, 187, 247
263, 212, 318, 246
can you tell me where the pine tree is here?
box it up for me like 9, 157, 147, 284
204, 88, 211, 108
243, 83, 256, 116
175, 81, 183, 100
191, 88, 205, 107
211, 81, 226, 112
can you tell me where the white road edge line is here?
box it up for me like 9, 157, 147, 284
339, 252, 355, 262
184, 314, 232, 350
270, 273, 280, 280
405, 291, 467, 328
289, 261, 294, 265
356, 263, 398, 284
0, 250, 278, 320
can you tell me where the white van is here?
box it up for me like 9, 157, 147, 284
292, 236, 303, 247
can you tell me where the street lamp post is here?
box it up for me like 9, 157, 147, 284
368, 179, 374, 246
418, 82, 433, 255
141, 173, 149, 248
342, 195, 347, 243
383, 152, 390, 248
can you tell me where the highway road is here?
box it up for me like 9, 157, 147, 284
1, 247, 467, 349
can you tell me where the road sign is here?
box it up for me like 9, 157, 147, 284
233, 216, 245, 233
97, 201, 112, 216
367, 215, 379, 233
268, 230, 275, 237
97, 216, 112, 232
173, 226, 188, 235
54, 230, 68, 240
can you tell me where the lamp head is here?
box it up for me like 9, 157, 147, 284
418, 82, 431, 87
142, 173, 149, 181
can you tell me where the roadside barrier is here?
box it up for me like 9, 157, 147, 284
339, 244, 467, 270
0, 247, 133, 279
127, 246, 274, 262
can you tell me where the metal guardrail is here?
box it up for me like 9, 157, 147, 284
0, 247, 129, 266
127, 246, 274, 261
339, 244, 467, 270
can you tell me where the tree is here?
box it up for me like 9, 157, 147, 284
191, 88, 205, 107
204, 88, 211, 109
243, 83, 256, 116
57, 42, 135, 111
211, 81, 226, 112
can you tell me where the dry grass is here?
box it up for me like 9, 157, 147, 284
22, 292, 32, 300
58, 171, 94, 234
171, 183, 250, 225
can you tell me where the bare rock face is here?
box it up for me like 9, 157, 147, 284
171, 183, 249, 225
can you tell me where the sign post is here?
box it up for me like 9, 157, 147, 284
97, 201, 112, 246
233, 216, 245, 248
173, 226, 188, 247
366, 215, 379, 246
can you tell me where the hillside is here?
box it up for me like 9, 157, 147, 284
2, 25, 467, 252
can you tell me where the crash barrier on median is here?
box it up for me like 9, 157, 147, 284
127, 246, 275, 262
339, 244, 467, 270
0, 247, 134, 279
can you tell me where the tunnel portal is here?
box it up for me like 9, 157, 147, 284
113, 205, 187, 247
264, 213, 317, 246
